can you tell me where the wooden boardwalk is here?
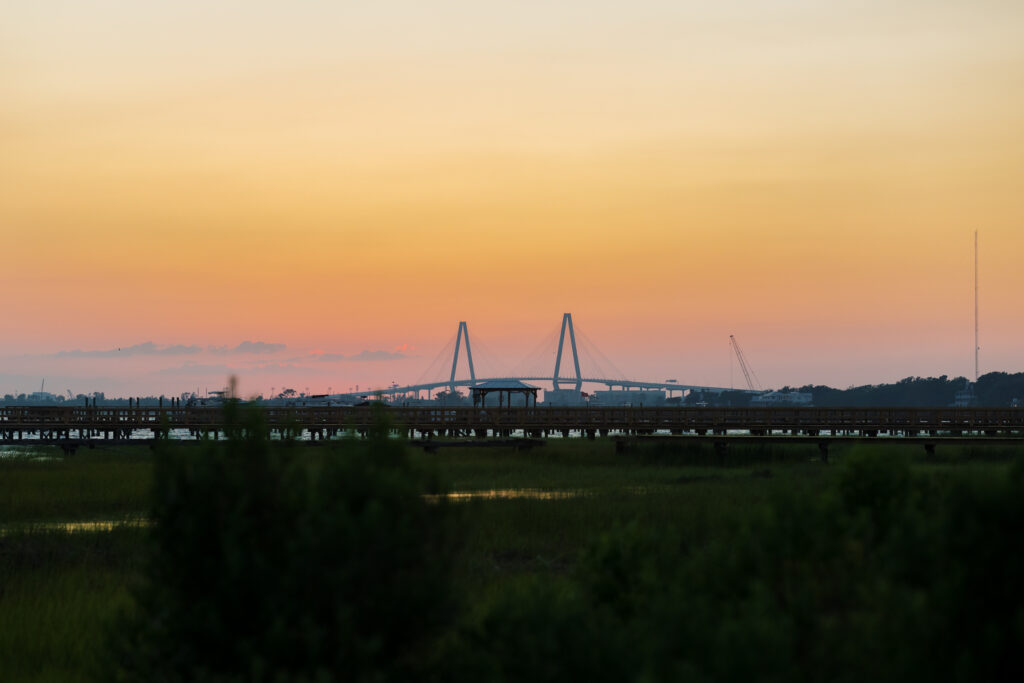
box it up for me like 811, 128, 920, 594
2, 405, 1023, 446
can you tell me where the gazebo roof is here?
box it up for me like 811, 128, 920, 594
471, 380, 539, 391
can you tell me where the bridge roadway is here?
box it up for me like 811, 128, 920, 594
336, 377, 755, 399
2, 406, 1023, 446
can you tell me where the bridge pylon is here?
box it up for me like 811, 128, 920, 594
449, 321, 476, 394
553, 313, 583, 392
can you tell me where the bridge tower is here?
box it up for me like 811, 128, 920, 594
553, 313, 583, 392
449, 321, 476, 394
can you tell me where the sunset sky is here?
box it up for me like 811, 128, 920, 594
2, 1, 1022, 397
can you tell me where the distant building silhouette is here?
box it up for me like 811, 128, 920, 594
751, 391, 813, 407
953, 380, 977, 407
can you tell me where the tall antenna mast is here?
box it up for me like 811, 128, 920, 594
975, 230, 979, 383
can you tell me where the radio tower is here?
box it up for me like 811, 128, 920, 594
974, 230, 979, 383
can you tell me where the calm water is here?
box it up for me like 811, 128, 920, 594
0, 489, 583, 536
425, 488, 580, 502
0, 519, 149, 536
0, 446, 57, 459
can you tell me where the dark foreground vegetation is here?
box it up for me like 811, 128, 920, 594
1, 404, 1023, 682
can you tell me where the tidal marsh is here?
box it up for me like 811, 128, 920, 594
1, 434, 1021, 681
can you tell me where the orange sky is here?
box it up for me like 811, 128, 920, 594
2, 1, 1022, 397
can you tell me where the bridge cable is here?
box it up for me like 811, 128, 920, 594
575, 328, 628, 381
509, 327, 561, 378
414, 333, 458, 387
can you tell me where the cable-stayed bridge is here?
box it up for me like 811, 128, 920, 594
337, 314, 755, 402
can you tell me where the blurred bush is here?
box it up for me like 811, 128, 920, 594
443, 450, 1024, 683
114, 401, 457, 683
111, 409, 1024, 682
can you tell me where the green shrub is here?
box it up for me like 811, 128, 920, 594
114, 402, 457, 683
439, 578, 631, 683
450, 450, 1024, 682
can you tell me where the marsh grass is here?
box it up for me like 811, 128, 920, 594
0, 446, 152, 524
450, 460, 832, 594
409, 438, 801, 492
0, 527, 143, 682
2, 438, 1010, 528
625, 438, 824, 466
1, 437, 1021, 681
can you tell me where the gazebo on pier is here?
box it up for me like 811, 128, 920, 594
471, 380, 539, 409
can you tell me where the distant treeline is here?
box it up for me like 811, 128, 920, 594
686, 372, 1024, 408
794, 372, 1024, 407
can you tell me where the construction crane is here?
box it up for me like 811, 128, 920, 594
729, 335, 762, 392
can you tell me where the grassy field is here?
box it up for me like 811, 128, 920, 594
0, 529, 140, 683
0, 439, 797, 523
0, 445, 152, 524
1, 437, 1007, 524
1, 438, 1019, 681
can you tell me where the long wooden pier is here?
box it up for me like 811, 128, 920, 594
2, 406, 1023, 446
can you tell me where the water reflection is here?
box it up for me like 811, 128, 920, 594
0, 519, 148, 536
0, 447, 55, 460
0, 489, 593, 536
0, 489, 584, 535
426, 489, 579, 502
